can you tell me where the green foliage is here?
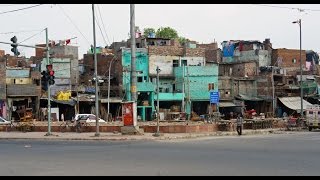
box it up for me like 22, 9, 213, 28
178, 37, 188, 46
143, 28, 156, 37
156, 27, 178, 39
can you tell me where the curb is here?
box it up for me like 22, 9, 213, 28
0, 129, 284, 141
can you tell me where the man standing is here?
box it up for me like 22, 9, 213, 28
236, 114, 243, 135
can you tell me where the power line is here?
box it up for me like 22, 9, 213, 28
19, 29, 45, 44
0, 29, 44, 35
95, 15, 108, 46
0, 4, 30, 7
0, 4, 43, 15
94, 5, 108, 46
57, 4, 91, 45
97, 5, 111, 45
252, 4, 320, 12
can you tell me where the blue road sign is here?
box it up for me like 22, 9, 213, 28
210, 91, 219, 104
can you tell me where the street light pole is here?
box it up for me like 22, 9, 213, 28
299, 19, 303, 118
293, 19, 303, 118
92, 4, 100, 136
153, 66, 160, 137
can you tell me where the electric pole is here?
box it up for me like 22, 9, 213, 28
130, 4, 137, 102
92, 4, 100, 137
45, 27, 52, 136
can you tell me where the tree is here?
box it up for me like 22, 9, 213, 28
178, 36, 188, 46
143, 28, 156, 37
156, 27, 178, 39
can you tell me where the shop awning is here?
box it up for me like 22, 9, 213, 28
236, 94, 263, 101
219, 102, 239, 107
52, 99, 76, 106
278, 96, 313, 113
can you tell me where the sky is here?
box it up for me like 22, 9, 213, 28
0, 4, 319, 58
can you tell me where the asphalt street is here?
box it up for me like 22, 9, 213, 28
0, 131, 319, 176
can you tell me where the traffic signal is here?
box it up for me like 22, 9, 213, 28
46, 65, 55, 85
41, 71, 49, 91
10, 36, 20, 56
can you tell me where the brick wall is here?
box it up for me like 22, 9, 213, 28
197, 42, 218, 50
205, 49, 222, 62
232, 61, 257, 77
185, 48, 205, 57
148, 46, 205, 57
218, 77, 232, 100
82, 54, 122, 90
272, 49, 306, 68
148, 46, 183, 56
256, 75, 272, 98
0, 57, 6, 99
0, 50, 4, 57
6, 56, 17, 67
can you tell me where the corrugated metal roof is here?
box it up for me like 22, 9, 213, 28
219, 102, 237, 107
278, 97, 313, 113
236, 94, 263, 101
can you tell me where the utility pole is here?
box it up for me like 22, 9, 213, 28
299, 19, 303, 119
271, 66, 275, 118
92, 4, 100, 137
186, 65, 191, 121
154, 66, 160, 137
45, 28, 52, 136
130, 4, 137, 102
181, 64, 185, 113
107, 58, 115, 121
293, 19, 303, 118
76, 70, 79, 114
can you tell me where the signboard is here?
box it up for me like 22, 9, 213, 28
122, 101, 137, 126
210, 91, 219, 104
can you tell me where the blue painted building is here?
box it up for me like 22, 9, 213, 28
122, 48, 155, 121
174, 65, 219, 116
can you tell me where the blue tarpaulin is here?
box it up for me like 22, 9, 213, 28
223, 43, 235, 57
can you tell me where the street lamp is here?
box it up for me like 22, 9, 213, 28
107, 57, 116, 121
153, 66, 161, 137
292, 19, 303, 118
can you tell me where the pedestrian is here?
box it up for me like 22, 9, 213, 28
61, 113, 64, 122
236, 114, 243, 135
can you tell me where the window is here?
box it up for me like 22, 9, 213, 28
173, 60, 179, 67
182, 60, 187, 66
309, 111, 313, 115
138, 77, 143, 82
89, 115, 96, 120
292, 59, 296, 63
208, 83, 215, 90
318, 111, 320, 115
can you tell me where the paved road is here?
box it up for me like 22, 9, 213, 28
0, 131, 319, 176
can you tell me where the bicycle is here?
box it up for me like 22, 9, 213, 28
5, 121, 19, 132
59, 120, 74, 133
18, 122, 36, 132
75, 121, 91, 133
59, 120, 91, 133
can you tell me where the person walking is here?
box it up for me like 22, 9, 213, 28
236, 114, 243, 135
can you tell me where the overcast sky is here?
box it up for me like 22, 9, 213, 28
0, 4, 319, 58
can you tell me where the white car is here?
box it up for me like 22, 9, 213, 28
0, 116, 11, 125
74, 114, 106, 123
